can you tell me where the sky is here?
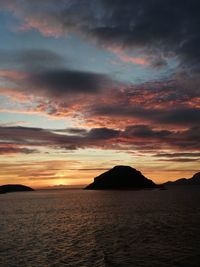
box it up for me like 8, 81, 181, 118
0, 0, 199, 188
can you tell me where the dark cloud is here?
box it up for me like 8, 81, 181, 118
0, 124, 199, 153
154, 152, 200, 158
124, 125, 171, 138
161, 108, 200, 125
0, 146, 38, 155
0, 48, 113, 95
167, 126, 200, 150
28, 69, 112, 95
1, 0, 200, 69
159, 158, 200, 163
123, 125, 200, 150
183, 125, 200, 140
0, 126, 120, 149
92, 105, 200, 126
153, 151, 200, 163
87, 127, 120, 139
91, 0, 200, 69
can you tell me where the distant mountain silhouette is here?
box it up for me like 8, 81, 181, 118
85, 165, 158, 190
0, 184, 34, 194
164, 172, 200, 186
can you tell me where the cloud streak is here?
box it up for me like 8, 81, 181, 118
0, 145, 38, 155
0, 125, 199, 155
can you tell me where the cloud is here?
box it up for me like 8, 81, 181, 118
108, 46, 167, 68
0, 145, 38, 155
0, 159, 82, 182
153, 151, 200, 163
0, 124, 199, 154
87, 127, 120, 139
0, 48, 114, 99
92, 104, 200, 126
0, 63, 199, 130
1, 71, 199, 132
0, 49, 65, 70
58, 128, 88, 135
0, 126, 120, 150
123, 125, 200, 150
118, 54, 149, 66
124, 125, 171, 138
1, 0, 200, 69
158, 158, 200, 163
154, 152, 200, 158
27, 69, 113, 95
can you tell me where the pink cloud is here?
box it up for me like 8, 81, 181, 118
107, 46, 149, 66
118, 54, 149, 65
17, 17, 63, 37
0, 70, 27, 80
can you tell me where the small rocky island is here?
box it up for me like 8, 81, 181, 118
85, 165, 159, 190
0, 184, 34, 194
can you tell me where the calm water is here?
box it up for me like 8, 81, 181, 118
0, 187, 200, 267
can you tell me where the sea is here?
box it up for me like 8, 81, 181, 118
0, 187, 200, 267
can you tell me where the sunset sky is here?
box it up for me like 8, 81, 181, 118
0, 0, 199, 188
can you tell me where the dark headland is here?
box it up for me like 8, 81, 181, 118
164, 171, 200, 186
0, 184, 34, 194
85, 165, 159, 190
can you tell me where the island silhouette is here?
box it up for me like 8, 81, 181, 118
85, 165, 159, 190
1, 169, 199, 193
0, 184, 34, 194
164, 171, 200, 186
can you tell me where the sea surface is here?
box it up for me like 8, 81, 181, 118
0, 187, 200, 267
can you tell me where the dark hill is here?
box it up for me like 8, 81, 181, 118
85, 165, 158, 190
0, 184, 34, 194
164, 172, 200, 186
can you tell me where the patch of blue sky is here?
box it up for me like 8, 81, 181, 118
0, 110, 73, 129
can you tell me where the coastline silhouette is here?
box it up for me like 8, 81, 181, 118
164, 171, 200, 186
1, 168, 199, 192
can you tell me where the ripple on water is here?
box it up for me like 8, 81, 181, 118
0, 188, 200, 267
